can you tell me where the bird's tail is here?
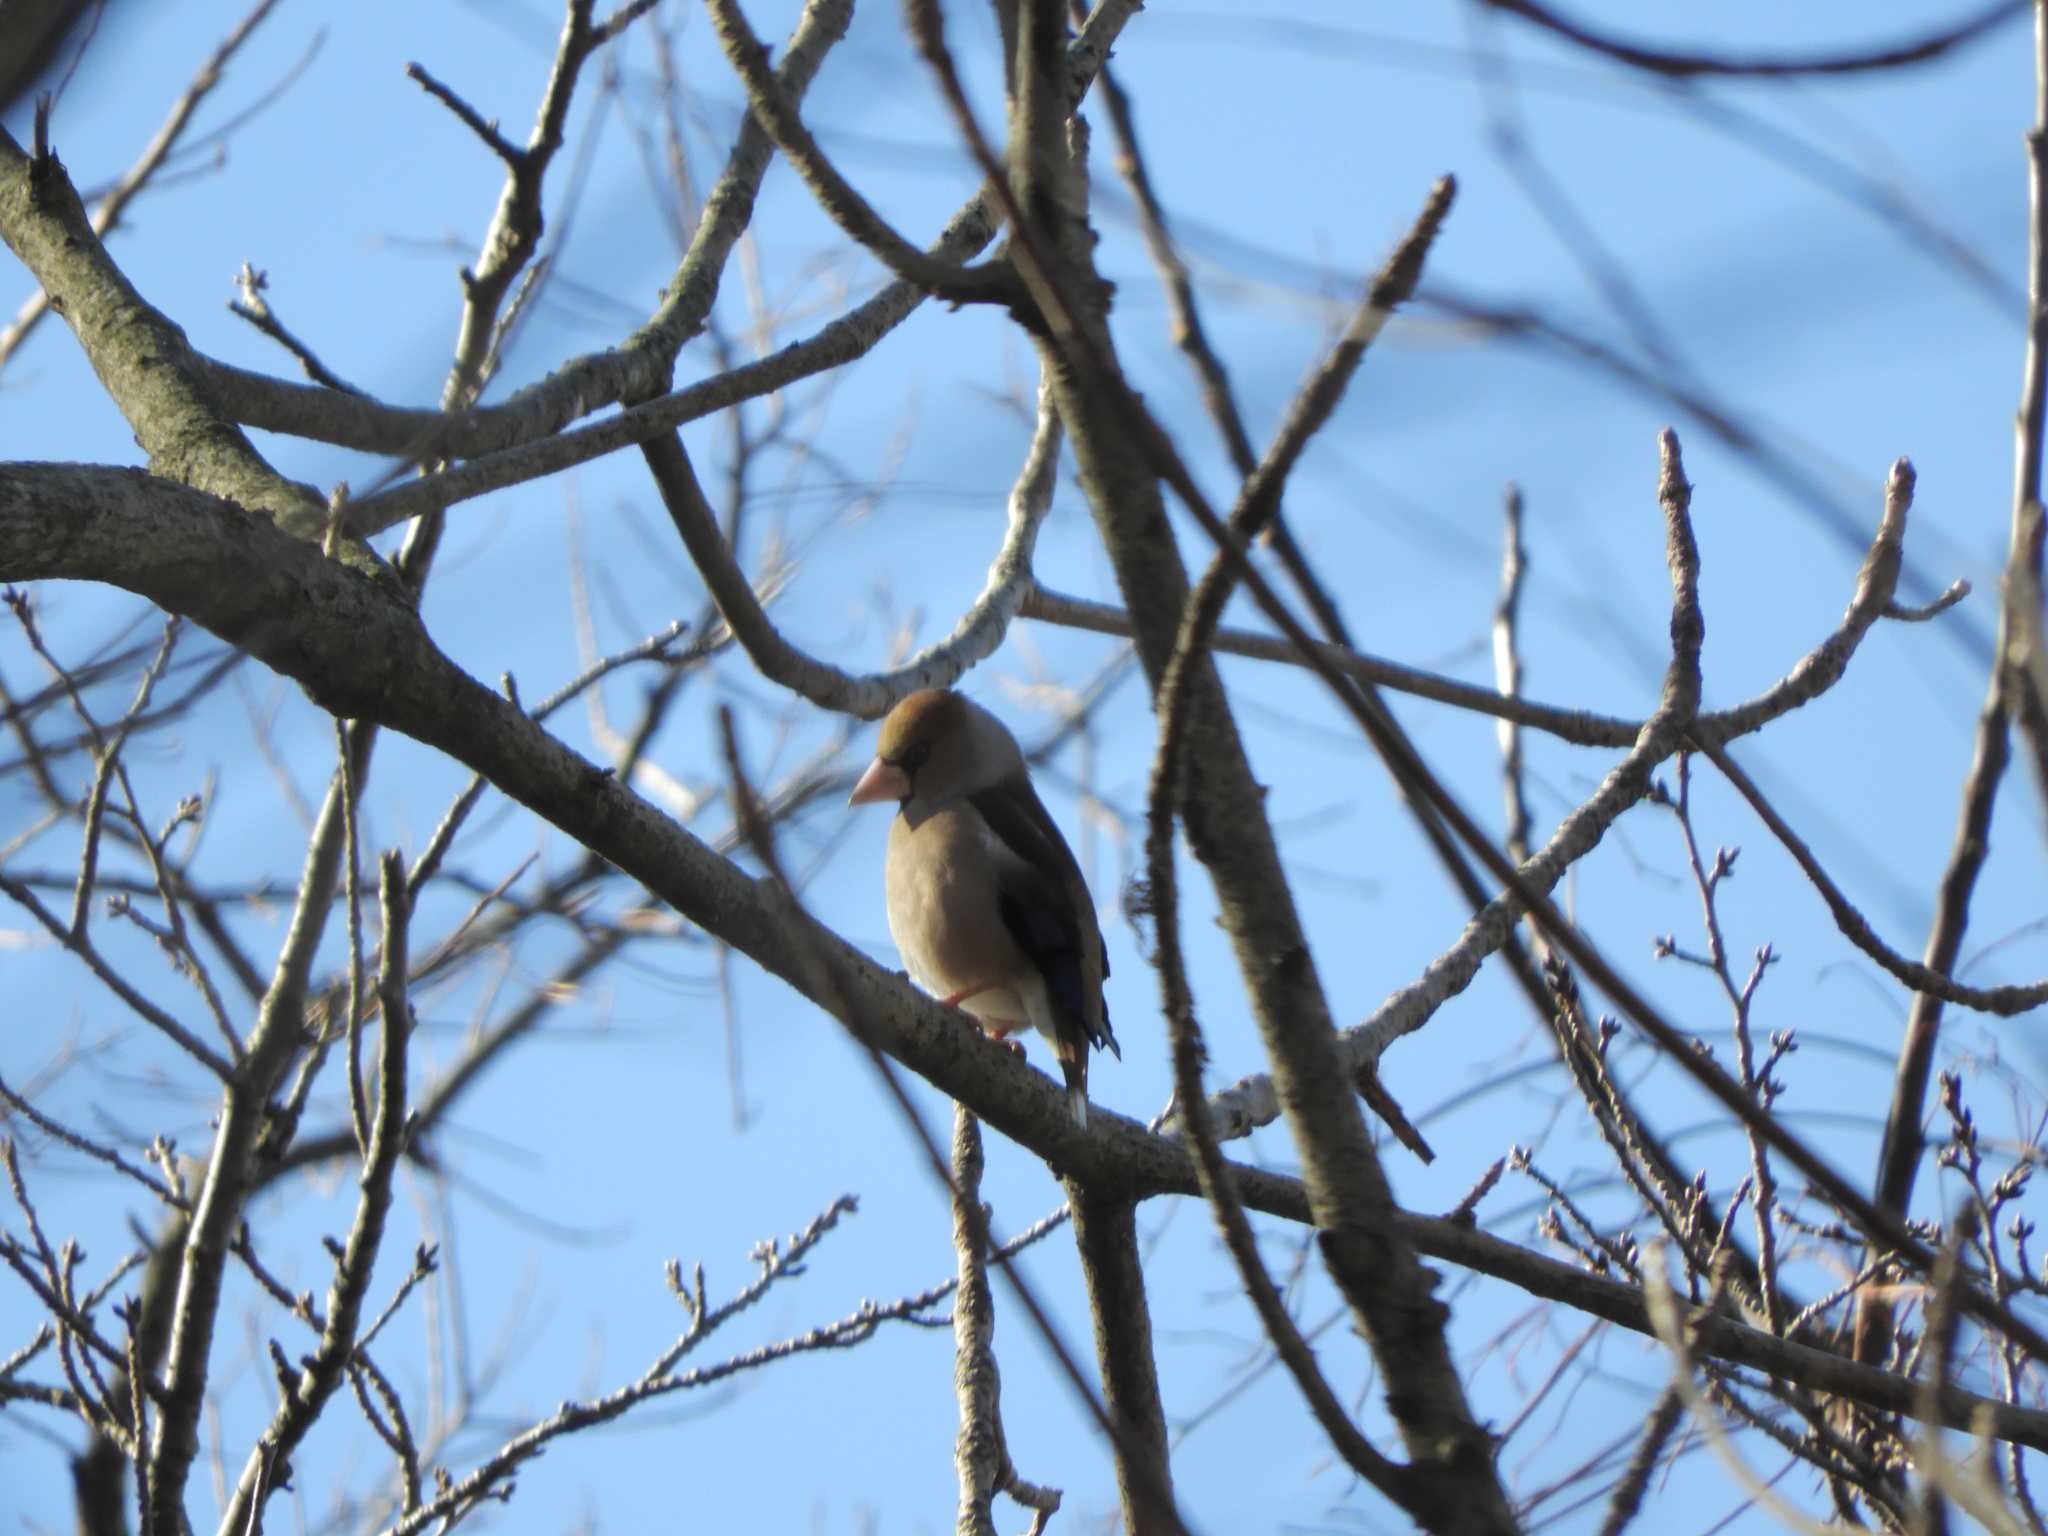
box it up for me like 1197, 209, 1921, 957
1061, 1052, 1089, 1128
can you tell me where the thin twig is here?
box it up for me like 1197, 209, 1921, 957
0, 0, 292, 368
216, 851, 415, 1536
1698, 737, 2048, 1014
1482, 0, 2020, 80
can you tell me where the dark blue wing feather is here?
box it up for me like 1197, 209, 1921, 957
970, 784, 1116, 1057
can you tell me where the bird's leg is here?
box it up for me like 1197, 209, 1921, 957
940, 988, 1029, 1055
978, 1016, 1030, 1056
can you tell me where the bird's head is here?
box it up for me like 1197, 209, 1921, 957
847, 689, 1023, 821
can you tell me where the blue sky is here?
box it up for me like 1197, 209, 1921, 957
4, 2, 2047, 1531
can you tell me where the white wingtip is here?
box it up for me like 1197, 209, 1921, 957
1068, 1084, 1089, 1129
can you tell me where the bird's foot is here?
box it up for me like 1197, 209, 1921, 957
976, 1018, 1029, 1055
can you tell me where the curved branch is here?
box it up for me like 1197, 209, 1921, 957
704, 0, 1013, 305
1482, 0, 2020, 81
641, 377, 1061, 719
1700, 737, 2048, 1015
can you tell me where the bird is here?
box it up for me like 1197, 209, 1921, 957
848, 689, 1117, 1126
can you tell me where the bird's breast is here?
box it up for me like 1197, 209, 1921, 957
884, 808, 1032, 1027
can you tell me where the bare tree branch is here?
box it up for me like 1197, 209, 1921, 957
641, 375, 1061, 718
0, 0, 291, 370
1481, 0, 2021, 81
1855, 0, 2048, 1390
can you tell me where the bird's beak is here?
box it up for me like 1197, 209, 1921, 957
848, 757, 910, 806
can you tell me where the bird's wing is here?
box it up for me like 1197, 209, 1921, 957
969, 782, 1117, 1058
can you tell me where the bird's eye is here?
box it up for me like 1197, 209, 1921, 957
895, 742, 931, 776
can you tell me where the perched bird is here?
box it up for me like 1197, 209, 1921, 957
849, 690, 1117, 1125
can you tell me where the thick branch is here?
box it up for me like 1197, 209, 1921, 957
1065, 1186, 1177, 1535
0, 0, 290, 371
0, 127, 329, 541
